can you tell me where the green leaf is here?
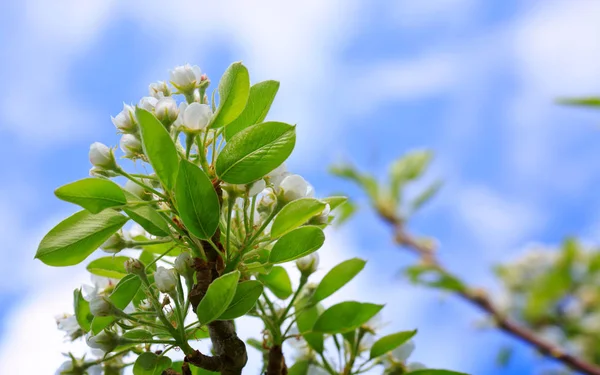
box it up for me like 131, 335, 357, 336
410, 180, 442, 212
224, 80, 280, 139
122, 328, 154, 341
73, 288, 92, 332
175, 160, 220, 239
219, 280, 263, 320
405, 265, 465, 292
389, 150, 432, 202
86, 256, 130, 279
35, 209, 129, 267
91, 274, 142, 334
322, 196, 348, 211
312, 258, 366, 303
330, 164, 379, 203
258, 266, 293, 299
209, 61, 250, 128
408, 370, 469, 375
140, 241, 183, 257
271, 198, 327, 238
55, 178, 126, 214
370, 330, 417, 359
136, 108, 179, 191
334, 199, 357, 226
139, 251, 156, 272
557, 97, 600, 108
197, 271, 240, 325
133, 352, 172, 375
123, 191, 170, 237
216, 122, 296, 184
288, 360, 310, 375
295, 297, 324, 353
313, 301, 383, 334
269, 226, 325, 264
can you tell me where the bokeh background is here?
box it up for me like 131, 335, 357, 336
1, 0, 600, 374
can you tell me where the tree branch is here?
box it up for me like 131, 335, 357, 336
382, 214, 600, 375
267, 345, 288, 375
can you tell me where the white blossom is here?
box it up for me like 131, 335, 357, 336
89, 296, 115, 317
296, 252, 319, 275
170, 64, 202, 90
138, 96, 158, 112
124, 180, 146, 198
82, 275, 117, 301
111, 104, 137, 134
175, 252, 194, 279
279, 174, 311, 202
89, 142, 116, 170
180, 102, 212, 133
154, 266, 178, 294
119, 134, 143, 158
149, 81, 170, 98
391, 340, 415, 362
155, 96, 179, 123
248, 180, 266, 197
55, 314, 80, 337
86, 331, 119, 353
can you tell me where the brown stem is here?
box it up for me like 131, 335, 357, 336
267, 345, 288, 375
383, 214, 600, 375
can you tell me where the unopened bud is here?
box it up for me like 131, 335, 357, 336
89, 142, 117, 170
312, 204, 331, 225
154, 266, 178, 294
89, 296, 118, 317
138, 96, 158, 112
89, 166, 118, 178
124, 258, 145, 276
86, 331, 120, 353
169, 64, 202, 92
119, 134, 143, 159
174, 252, 194, 280
279, 174, 310, 202
179, 102, 212, 134
296, 252, 319, 276
258, 189, 277, 215
111, 104, 137, 134
149, 81, 171, 99
101, 232, 126, 254
155, 97, 179, 125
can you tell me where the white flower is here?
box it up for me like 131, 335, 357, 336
111, 104, 137, 134
180, 102, 212, 133
138, 96, 158, 112
119, 134, 143, 158
267, 163, 288, 187
248, 180, 266, 197
124, 180, 145, 198
55, 314, 80, 337
155, 96, 179, 123
175, 252, 194, 279
170, 64, 202, 90
89, 142, 116, 170
391, 340, 415, 362
86, 331, 119, 353
82, 275, 117, 301
279, 174, 311, 202
313, 204, 330, 224
154, 266, 178, 294
296, 252, 319, 276
149, 81, 170, 98
89, 296, 115, 317
258, 189, 277, 214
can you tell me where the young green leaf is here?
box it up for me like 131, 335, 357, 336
313, 301, 383, 334
271, 198, 327, 238
369, 329, 417, 359
410, 180, 442, 212
209, 61, 250, 128
140, 241, 183, 257
86, 256, 130, 279
557, 97, 600, 108
224, 80, 280, 139
269, 226, 325, 264
133, 352, 172, 375
258, 266, 293, 299
122, 191, 170, 237
322, 196, 348, 211
91, 274, 142, 334
35, 209, 129, 267
312, 258, 366, 303
330, 164, 379, 203
389, 150, 432, 202
288, 360, 310, 375
218, 280, 263, 320
197, 271, 240, 325
55, 178, 126, 214
135, 108, 179, 191
175, 160, 220, 239
295, 298, 324, 353
216, 122, 296, 184
73, 288, 92, 332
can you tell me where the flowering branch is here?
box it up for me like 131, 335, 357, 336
381, 212, 600, 375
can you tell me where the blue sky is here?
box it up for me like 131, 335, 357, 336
1, 0, 600, 374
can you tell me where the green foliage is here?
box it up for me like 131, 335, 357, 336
312, 258, 366, 303
225, 80, 280, 139
258, 266, 293, 299
73, 288, 92, 333
35, 209, 128, 266
55, 178, 126, 213
370, 330, 417, 359
269, 226, 325, 263
557, 96, 600, 108
313, 301, 383, 334
271, 198, 327, 238
197, 271, 240, 325
133, 352, 172, 375
216, 122, 296, 184
209, 61, 250, 128
91, 274, 142, 334
86, 256, 130, 279
219, 280, 263, 320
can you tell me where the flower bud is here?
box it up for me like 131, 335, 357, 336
169, 64, 202, 91
89, 142, 117, 170
100, 232, 126, 254
296, 252, 319, 276
257, 189, 277, 215
149, 81, 171, 99
111, 104, 137, 134
86, 331, 120, 353
174, 252, 194, 280
124, 258, 145, 276
138, 96, 158, 112
119, 134, 143, 158
312, 204, 330, 224
89, 166, 118, 178
155, 97, 179, 124
124, 180, 146, 199
154, 266, 178, 294
279, 174, 310, 202
89, 296, 117, 317
180, 102, 212, 133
